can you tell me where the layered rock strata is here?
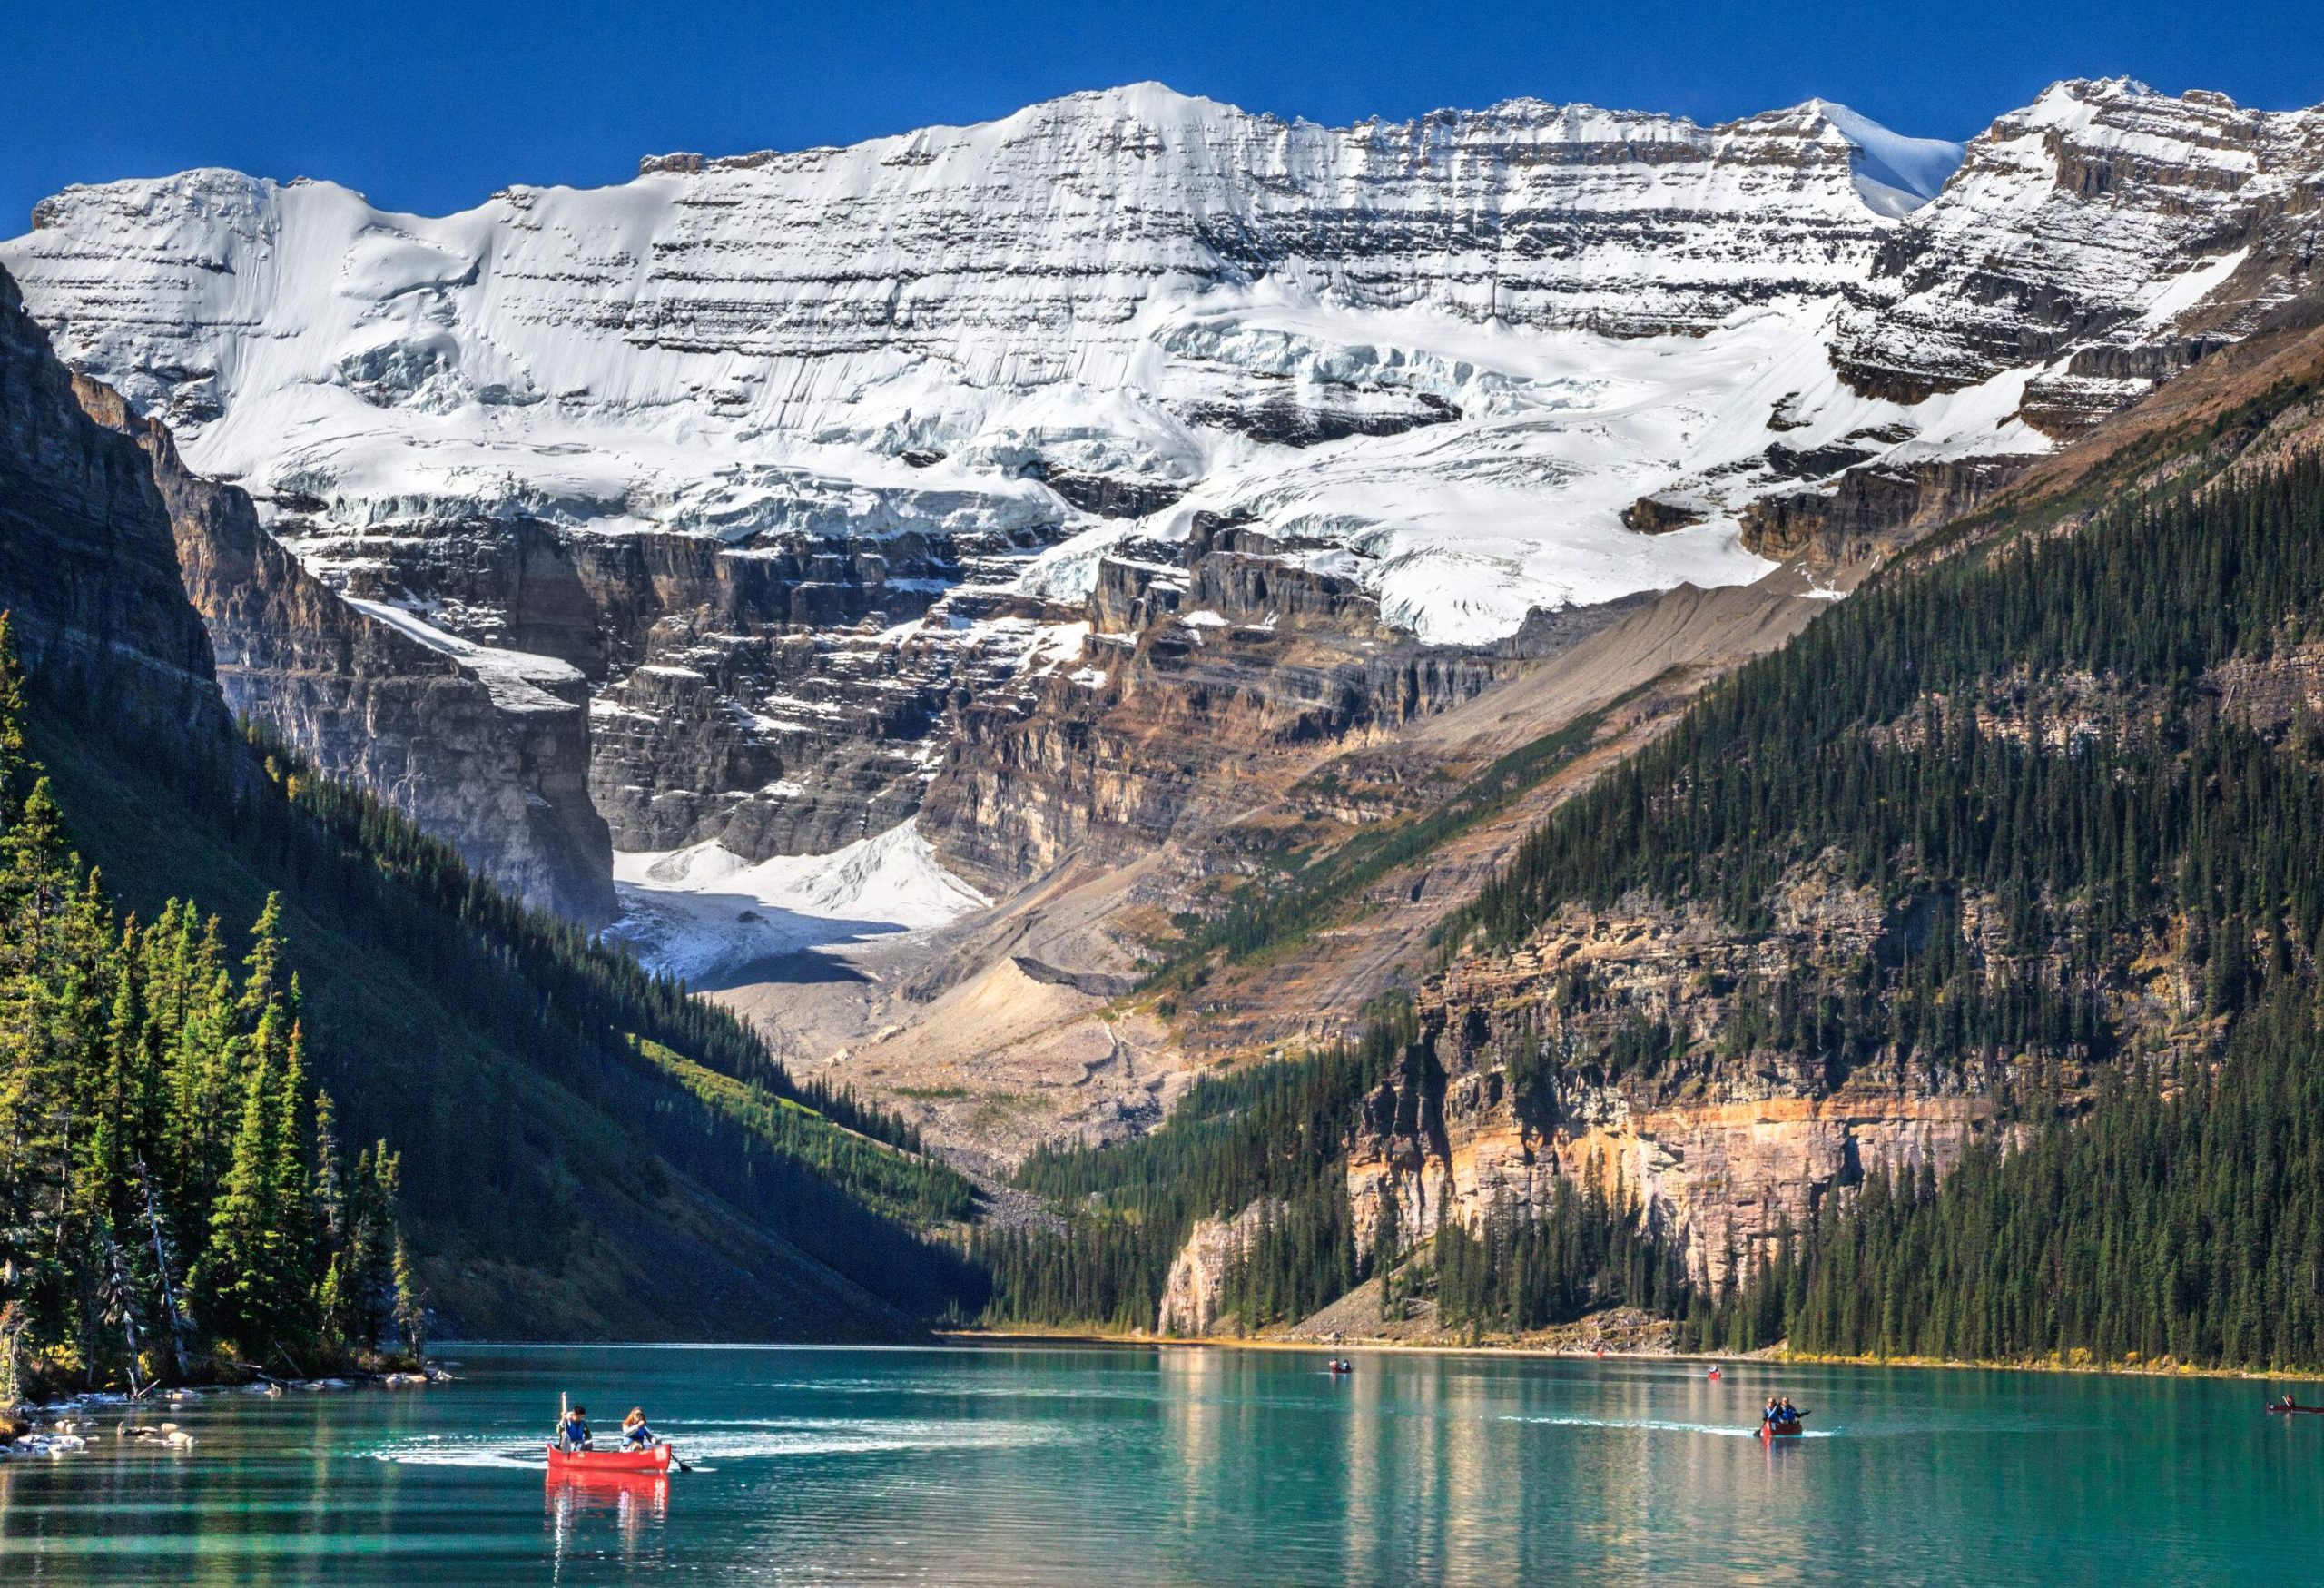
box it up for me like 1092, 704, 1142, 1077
1832, 80, 2324, 431
920, 606, 1509, 890
1343, 884, 2038, 1289
5, 78, 2315, 905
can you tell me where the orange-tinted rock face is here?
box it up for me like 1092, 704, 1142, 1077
1344, 880, 2040, 1287
1348, 1053, 2004, 1289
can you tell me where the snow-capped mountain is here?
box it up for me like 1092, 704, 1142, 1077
2, 78, 2310, 914
1, 84, 1979, 645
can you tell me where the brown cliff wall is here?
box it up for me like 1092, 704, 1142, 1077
921, 617, 1508, 891
1739, 454, 2037, 565
69, 378, 616, 925
1344, 876, 2069, 1288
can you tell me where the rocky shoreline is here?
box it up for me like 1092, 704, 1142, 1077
1, 1365, 455, 1460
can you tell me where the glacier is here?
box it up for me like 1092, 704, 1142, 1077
608, 821, 990, 984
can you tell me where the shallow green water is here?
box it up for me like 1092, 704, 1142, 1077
3, 1345, 2319, 1584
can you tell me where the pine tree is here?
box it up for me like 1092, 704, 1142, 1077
197, 1029, 280, 1356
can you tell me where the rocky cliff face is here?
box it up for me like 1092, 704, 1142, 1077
920, 596, 1508, 891
1157, 1199, 1276, 1335
68, 377, 615, 924
1343, 878, 2028, 1287
0, 268, 229, 752
1738, 452, 2038, 564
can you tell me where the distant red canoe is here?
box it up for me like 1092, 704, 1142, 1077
546, 1443, 674, 1474
2266, 1404, 2324, 1415
1758, 1421, 1806, 1441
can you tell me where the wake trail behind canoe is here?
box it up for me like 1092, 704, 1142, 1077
1502, 1415, 1836, 1439
361, 1417, 1065, 1467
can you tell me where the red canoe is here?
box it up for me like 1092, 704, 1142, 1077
546, 1443, 674, 1474
1758, 1421, 1806, 1441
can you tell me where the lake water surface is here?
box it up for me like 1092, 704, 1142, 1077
2, 1344, 2319, 1584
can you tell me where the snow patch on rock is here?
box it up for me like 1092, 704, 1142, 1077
606, 821, 989, 983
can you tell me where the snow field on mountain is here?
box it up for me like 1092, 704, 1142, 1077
7, 74, 2296, 893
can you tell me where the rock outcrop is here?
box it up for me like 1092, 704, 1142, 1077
1738, 453, 2038, 565
1833, 80, 2324, 429
70, 380, 616, 924
1157, 1199, 1276, 1335
1620, 495, 1711, 535
920, 609, 1508, 890
1344, 883, 2033, 1287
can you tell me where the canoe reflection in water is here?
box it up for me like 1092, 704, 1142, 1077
547, 1465, 669, 1569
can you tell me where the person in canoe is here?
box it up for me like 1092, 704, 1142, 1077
620, 1408, 658, 1450
557, 1406, 592, 1452
1762, 1396, 1805, 1433
2275, 1392, 2302, 1413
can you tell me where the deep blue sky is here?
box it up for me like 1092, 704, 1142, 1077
8, 0, 2320, 231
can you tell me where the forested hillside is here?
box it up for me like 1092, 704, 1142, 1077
985, 347, 2324, 1372
7, 616, 995, 1357
976, 1009, 1413, 1333
0, 622, 419, 1396
1567, 450, 2324, 1366
25, 681, 985, 1345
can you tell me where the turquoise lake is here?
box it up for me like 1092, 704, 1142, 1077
3, 1344, 2319, 1584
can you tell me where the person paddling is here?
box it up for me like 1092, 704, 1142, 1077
621, 1408, 657, 1450
557, 1405, 592, 1453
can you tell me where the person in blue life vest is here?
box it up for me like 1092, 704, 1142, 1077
621, 1408, 657, 1450
557, 1406, 591, 1452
